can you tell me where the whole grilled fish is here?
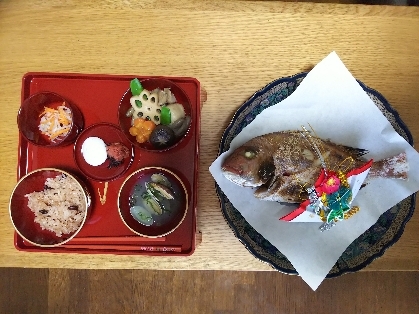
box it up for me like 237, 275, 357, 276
221, 131, 408, 203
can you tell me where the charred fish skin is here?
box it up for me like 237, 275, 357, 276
221, 131, 408, 203
255, 168, 317, 203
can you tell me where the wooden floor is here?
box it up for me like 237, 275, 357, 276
0, 268, 418, 313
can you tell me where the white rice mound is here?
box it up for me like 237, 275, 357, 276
25, 174, 86, 237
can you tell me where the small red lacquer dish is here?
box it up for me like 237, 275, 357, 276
74, 122, 135, 182
17, 91, 84, 147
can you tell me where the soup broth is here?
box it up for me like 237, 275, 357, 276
128, 173, 183, 227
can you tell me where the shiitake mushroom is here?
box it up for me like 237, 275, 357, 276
149, 125, 176, 149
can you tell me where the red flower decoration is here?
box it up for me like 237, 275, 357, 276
320, 173, 340, 194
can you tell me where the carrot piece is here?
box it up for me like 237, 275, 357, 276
58, 107, 70, 125
50, 127, 70, 140
48, 118, 55, 132
129, 126, 139, 136
39, 106, 56, 117
38, 104, 72, 141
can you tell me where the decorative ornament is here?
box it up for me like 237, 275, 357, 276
279, 125, 373, 231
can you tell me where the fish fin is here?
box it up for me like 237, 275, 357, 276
254, 180, 277, 200
341, 145, 369, 158
266, 176, 280, 190
369, 152, 409, 179
253, 186, 280, 201
254, 187, 294, 202
254, 179, 306, 203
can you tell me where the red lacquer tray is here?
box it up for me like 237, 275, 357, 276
15, 72, 201, 256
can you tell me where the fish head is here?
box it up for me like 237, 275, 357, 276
221, 145, 275, 187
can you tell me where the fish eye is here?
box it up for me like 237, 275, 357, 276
243, 147, 258, 159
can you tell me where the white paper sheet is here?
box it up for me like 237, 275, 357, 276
209, 52, 419, 290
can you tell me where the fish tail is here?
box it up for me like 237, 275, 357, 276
369, 152, 409, 179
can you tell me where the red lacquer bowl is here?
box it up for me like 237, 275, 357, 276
118, 78, 192, 152
9, 168, 92, 247
118, 167, 189, 237
17, 92, 84, 147
74, 122, 135, 181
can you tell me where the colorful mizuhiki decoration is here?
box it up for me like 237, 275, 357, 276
280, 126, 372, 231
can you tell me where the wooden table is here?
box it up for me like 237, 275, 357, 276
0, 0, 418, 272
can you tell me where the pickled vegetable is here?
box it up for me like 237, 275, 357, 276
160, 106, 171, 125
130, 78, 144, 96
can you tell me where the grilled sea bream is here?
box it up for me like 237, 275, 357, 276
221, 131, 408, 203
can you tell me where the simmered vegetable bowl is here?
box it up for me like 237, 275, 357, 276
126, 78, 191, 149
